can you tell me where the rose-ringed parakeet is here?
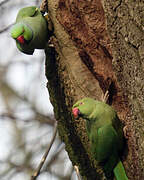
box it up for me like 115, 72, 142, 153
72, 98, 128, 180
10, 6, 49, 55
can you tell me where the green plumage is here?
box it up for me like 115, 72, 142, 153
72, 98, 128, 180
11, 6, 49, 55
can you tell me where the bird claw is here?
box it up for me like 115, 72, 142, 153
102, 90, 109, 103
123, 126, 129, 139
74, 165, 82, 180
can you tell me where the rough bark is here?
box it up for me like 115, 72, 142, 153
45, 0, 144, 179
103, 1, 144, 179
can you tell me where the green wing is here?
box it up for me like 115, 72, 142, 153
16, 6, 38, 22
90, 124, 119, 163
94, 125, 128, 180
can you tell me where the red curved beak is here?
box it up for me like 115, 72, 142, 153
72, 107, 80, 118
17, 35, 25, 44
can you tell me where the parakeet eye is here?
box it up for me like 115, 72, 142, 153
79, 102, 84, 105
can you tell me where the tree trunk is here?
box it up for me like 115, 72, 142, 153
45, 0, 144, 179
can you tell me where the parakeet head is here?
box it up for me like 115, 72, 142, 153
11, 23, 33, 44
72, 98, 96, 119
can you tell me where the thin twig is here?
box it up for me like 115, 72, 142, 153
0, 0, 10, 6
44, 142, 65, 168
0, 23, 14, 34
102, 90, 109, 103
31, 121, 58, 180
74, 165, 82, 180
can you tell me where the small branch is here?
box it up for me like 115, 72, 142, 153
101, 90, 109, 103
31, 121, 58, 180
74, 166, 82, 180
0, 0, 10, 6
0, 23, 14, 34
0, 111, 55, 126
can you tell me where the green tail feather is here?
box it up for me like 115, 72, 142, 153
113, 160, 128, 180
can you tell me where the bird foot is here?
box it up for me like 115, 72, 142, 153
44, 13, 49, 20
123, 126, 129, 139
102, 90, 109, 103
74, 165, 82, 180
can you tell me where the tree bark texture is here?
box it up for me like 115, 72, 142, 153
103, 1, 144, 179
45, 0, 144, 179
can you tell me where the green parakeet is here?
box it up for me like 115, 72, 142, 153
10, 6, 49, 55
72, 98, 128, 180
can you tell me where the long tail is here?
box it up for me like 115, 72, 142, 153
113, 160, 128, 180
